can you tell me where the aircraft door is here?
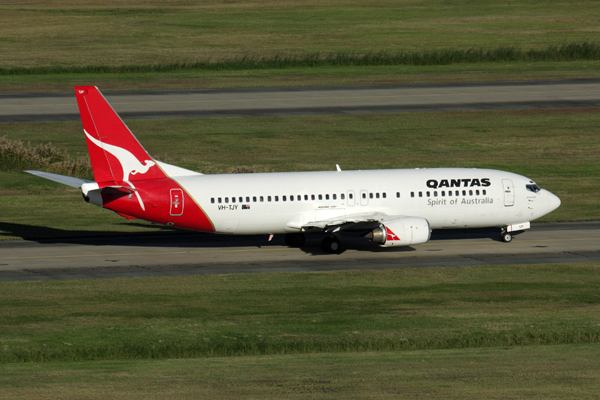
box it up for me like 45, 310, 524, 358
347, 190, 355, 206
170, 188, 184, 216
360, 190, 369, 206
502, 179, 514, 207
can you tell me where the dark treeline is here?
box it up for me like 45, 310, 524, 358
2, 42, 599, 75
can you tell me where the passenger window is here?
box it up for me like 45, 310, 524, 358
305, 195, 309, 200
448, 191, 452, 197
253, 196, 257, 202
341, 193, 345, 200
318, 194, 322, 200
434, 191, 437, 197
419, 192, 422, 197
218, 197, 222, 204
455, 190, 459, 196
383, 193, 387, 198
239, 197, 243, 202
283, 196, 286, 201
231, 197, 236, 203
427, 191, 430, 197
349, 193, 353, 199
469, 190, 473, 196
376, 193, 380, 199
297, 195, 301, 201
211, 198, 215, 204
260, 196, 264, 202
462, 190, 466, 196
362, 193, 366, 199
441, 191, 445, 196
290, 195, 293, 201
246, 196, 250, 202
275, 196, 278, 202
325, 194, 329, 200
411, 192, 414, 198
311, 195, 315, 200
333, 194, 337, 200
226, 197, 230, 203
483, 190, 486, 195
476, 190, 480, 195
267, 196, 271, 202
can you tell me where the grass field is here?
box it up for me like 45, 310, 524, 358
2, 1, 599, 69
2, 61, 600, 94
1, 263, 599, 398
1, 0, 599, 93
2, 345, 600, 399
2, 107, 599, 239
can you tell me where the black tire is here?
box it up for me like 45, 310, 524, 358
321, 237, 342, 254
285, 233, 306, 248
501, 232, 512, 243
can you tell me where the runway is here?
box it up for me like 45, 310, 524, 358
1, 79, 600, 122
2, 79, 599, 281
1, 222, 599, 281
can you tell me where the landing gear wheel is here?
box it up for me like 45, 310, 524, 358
501, 232, 512, 243
321, 237, 342, 254
284, 233, 306, 248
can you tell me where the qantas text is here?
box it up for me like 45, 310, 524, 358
426, 178, 491, 189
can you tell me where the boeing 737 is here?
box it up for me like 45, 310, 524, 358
26, 86, 561, 253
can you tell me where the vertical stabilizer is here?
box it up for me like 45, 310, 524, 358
75, 86, 163, 183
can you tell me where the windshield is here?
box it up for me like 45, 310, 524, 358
526, 183, 541, 193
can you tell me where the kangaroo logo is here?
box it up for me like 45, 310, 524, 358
85, 129, 155, 211
84, 130, 155, 181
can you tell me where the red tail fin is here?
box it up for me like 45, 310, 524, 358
75, 86, 164, 183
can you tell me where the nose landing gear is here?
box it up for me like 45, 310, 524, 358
500, 228, 512, 243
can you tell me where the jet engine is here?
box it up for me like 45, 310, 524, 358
364, 217, 431, 247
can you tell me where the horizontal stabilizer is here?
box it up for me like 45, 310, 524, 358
24, 170, 94, 189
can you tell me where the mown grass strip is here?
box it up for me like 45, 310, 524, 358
2, 345, 600, 400
2, 43, 599, 76
1, 264, 599, 363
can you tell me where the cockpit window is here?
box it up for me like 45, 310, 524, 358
526, 183, 541, 193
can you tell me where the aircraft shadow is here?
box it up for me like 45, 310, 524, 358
0, 222, 514, 253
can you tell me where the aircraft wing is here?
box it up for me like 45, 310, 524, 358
24, 170, 94, 189
296, 211, 408, 233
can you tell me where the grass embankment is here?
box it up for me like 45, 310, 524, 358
1, 0, 600, 92
1, 264, 599, 362
1, 107, 599, 239
2, 345, 600, 399
1, 264, 600, 398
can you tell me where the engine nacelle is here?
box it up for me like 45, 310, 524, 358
365, 217, 431, 247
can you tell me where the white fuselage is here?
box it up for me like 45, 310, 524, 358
170, 168, 560, 235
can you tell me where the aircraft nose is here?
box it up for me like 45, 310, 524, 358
547, 191, 561, 213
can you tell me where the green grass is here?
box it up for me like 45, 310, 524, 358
2, 345, 600, 399
2, 1, 600, 69
3, 60, 600, 95
3, 43, 599, 75
1, 1, 600, 92
1, 264, 599, 364
1, 108, 598, 240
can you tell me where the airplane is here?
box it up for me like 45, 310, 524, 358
25, 86, 561, 253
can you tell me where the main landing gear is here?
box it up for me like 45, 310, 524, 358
284, 233, 342, 254
284, 233, 306, 248
321, 237, 342, 254
500, 228, 512, 243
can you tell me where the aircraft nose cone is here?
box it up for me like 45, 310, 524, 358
547, 191, 561, 213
